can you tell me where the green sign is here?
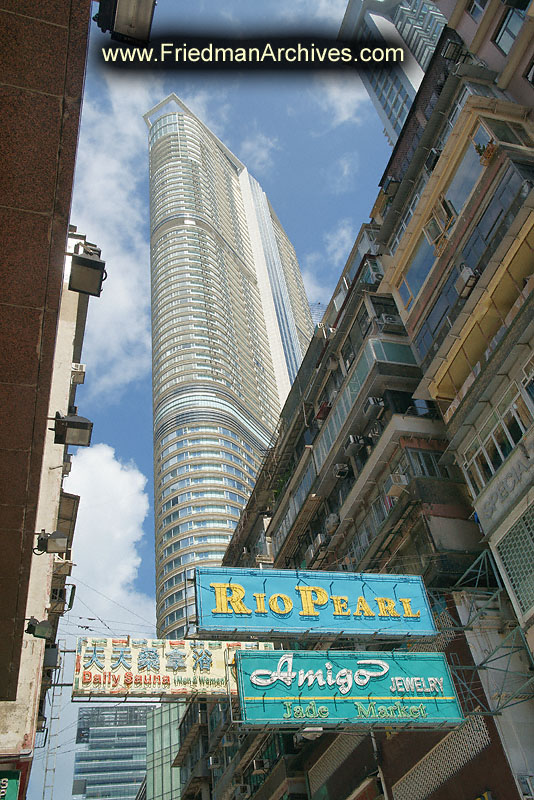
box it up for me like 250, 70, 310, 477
235, 650, 463, 728
0, 772, 20, 800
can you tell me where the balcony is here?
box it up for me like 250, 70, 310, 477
174, 702, 208, 765
443, 276, 534, 426
417, 170, 534, 408
180, 756, 209, 800
313, 338, 419, 475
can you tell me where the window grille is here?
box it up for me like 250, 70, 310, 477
496, 502, 534, 616
392, 717, 490, 800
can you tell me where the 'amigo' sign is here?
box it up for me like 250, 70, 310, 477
235, 650, 463, 728
194, 567, 436, 639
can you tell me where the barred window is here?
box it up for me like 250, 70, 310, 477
496, 502, 534, 616
462, 383, 533, 496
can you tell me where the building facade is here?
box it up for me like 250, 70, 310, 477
72, 706, 150, 800
340, 0, 447, 142
167, 7, 534, 800
143, 704, 182, 800
144, 95, 313, 639
0, 0, 91, 705
0, 228, 102, 798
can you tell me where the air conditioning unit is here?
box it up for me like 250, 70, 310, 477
71, 363, 86, 384
333, 463, 349, 480
209, 756, 221, 769
384, 473, 409, 497
425, 148, 442, 172
363, 396, 385, 418
367, 267, 383, 285
345, 434, 364, 458
252, 759, 270, 774
379, 314, 404, 333
325, 514, 340, 533
454, 265, 477, 296
326, 355, 338, 371
383, 176, 400, 197
234, 785, 250, 799
305, 544, 316, 566
314, 531, 328, 549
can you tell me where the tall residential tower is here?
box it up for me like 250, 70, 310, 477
144, 95, 313, 639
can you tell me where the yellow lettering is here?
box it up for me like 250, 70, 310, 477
376, 597, 400, 617
399, 598, 421, 618
295, 585, 329, 616
253, 593, 267, 614
331, 595, 350, 616
353, 596, 375, 617
268, 593, 293, 615
210, 583, 252, 615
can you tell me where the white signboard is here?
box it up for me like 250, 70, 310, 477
73, 636, 272, 698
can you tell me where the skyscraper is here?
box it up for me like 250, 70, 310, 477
144, 95, 313, 638
72, 706, 149, 800
340, 0, 447, 142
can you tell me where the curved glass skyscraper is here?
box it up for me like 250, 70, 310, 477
145, 95, 312, 638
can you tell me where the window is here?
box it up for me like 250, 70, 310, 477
466, 0, 488, 21
525, 57, 534, 86
461, 164, 525, 270
415, 266, 460, 360
422, 196, 457, 254
462, 384, 533, 496
407, 448, 449, 478
398, 234, 435, 309
444, 126, 490, 215
493, 9, 525, 55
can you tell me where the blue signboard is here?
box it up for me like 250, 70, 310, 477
194, 567, 436, 639
235, 650, 463, 728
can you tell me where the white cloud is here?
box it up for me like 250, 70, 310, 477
278, 0, 347, 27
324, 217, 356, 267
302, 254, 330, 304
27, 444, 153, 800
326, 152, 360, 193
65, 443, 153, 625
312, 74, 370, 127
302, 217, 356, 306
72, 73, 163, 401
72, 75, 229, 402
239, 131, 280, 175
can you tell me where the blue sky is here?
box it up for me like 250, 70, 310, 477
28, 2, 391, 795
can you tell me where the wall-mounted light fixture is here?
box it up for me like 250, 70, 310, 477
52, 411, 93, 447
68, 247, 107, 297
25, 617, 54, 640
34, 530, 69, 555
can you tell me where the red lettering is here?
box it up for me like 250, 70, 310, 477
124, 671, 133, 685
82, 671, 92, 684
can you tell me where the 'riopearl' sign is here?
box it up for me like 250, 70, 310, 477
234, 650, 463, 727
194, 567, 437, 639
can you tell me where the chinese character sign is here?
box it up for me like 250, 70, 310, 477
235, 650, 464, 728
72, 637, 272, 698
195, 567, 437, 639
